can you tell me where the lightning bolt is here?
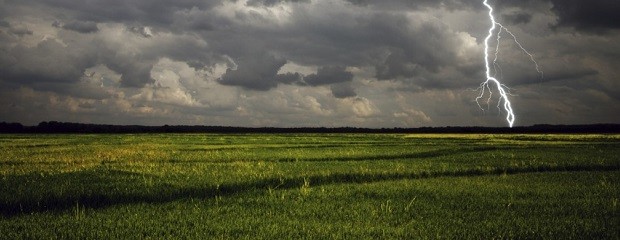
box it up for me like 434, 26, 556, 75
476, 0, 543, 127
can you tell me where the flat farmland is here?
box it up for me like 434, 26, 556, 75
1, 134, 619, 238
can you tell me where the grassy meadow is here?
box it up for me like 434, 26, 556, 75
0, 133, 619, 238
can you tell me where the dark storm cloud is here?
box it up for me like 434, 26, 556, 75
105, 59, 156, 87
11, 0, 223, 25
330, 83, 357, 99
274, 72, 304, 85
549, 0, 620, 33
519, 68, 599, 84
303, 66, 353, 86
501, 12, 532, 25
218, 53, 295, 90
488, 0, 620, 34
209, 5, 468, 90
0, 39, 95, 85
56, 21, 99, 33
375, 49, 421, 80
366, 14, 455, 73
30, 82, 113, 100
247, 0, 310, 7
266, 9, 467, 87
0, 21, 33, 36
100, 33, 212, 87
342, 0, 478, 10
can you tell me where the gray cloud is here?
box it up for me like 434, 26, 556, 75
0, 21, 33, 36
127, 26, 153, 37
8, 27, 33, 36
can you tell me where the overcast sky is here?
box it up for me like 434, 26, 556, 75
1, 0, 618, 127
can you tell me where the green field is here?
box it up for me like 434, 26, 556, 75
1, 134, 619, 238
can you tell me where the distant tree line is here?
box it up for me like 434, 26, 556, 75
1, 121, 619, 134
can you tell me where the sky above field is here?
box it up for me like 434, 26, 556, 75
1, 0, 619, 127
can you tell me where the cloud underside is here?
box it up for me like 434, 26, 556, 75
0, 0, 618, 127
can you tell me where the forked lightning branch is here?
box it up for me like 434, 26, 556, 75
477, 0, 543, 127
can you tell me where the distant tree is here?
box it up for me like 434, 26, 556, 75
2, 121, 619, 134
0, 122, 24, 133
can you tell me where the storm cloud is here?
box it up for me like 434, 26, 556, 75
218, 53, 290, 90
56, 20, 100, 33
549, 0, 620, 33
0, 0, 618, 127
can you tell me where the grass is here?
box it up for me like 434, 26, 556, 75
0, 133, 619, 238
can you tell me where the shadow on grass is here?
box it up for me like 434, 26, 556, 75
295, 146, 510, 162
1, 164, 618, 217
0, 146, 492, 165
166, 146, 515, 163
